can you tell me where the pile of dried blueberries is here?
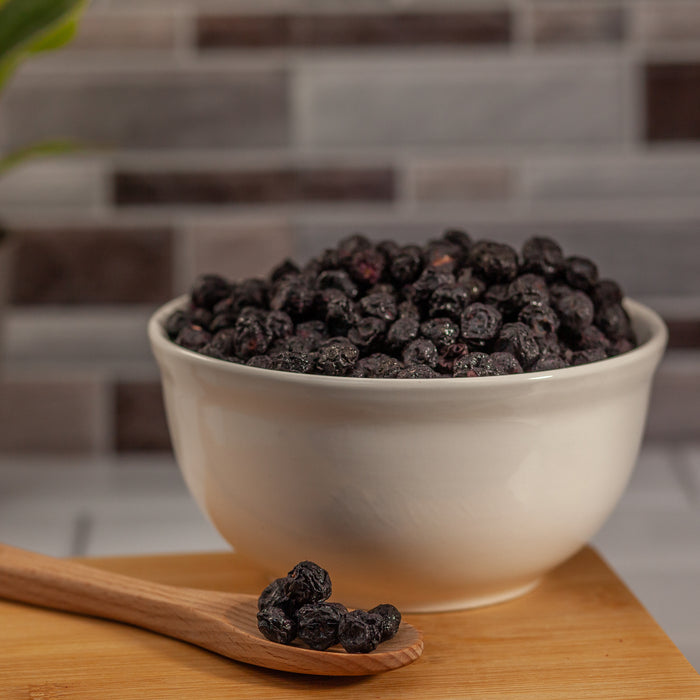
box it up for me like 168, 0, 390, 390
165, 231, 638, 377
257, 561, 401, 654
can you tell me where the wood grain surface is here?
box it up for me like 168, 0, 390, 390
1, 546, 698, 699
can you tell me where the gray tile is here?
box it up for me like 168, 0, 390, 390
593, 508, 700, 572
296, 56, 626, 148
4, 307, 156, 367
0, 160, 107, 211
1, 69, 289, 151
523, 155, 700, 200
407, 159, 511, 202
0, 373, 108, 453
529, 3, 624, 45
677, 444, 700, 504
634, 0, 700, 42
84, 499, 229, 556
614, 444, 689, 512
0, 507, 77, 557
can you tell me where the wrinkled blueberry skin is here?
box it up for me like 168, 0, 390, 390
167, 232, 637, 376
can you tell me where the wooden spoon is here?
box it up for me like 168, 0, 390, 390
0, 543, 423, 676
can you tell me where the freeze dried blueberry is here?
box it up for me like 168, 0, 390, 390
191, 273, 231, 310
233, 316, 270, 360
402, 338, 438, 368
247, 355, 274, 369
337, 233, 372, 266
413, 268, 455, 306
270, 277, 315, 321
270, 258, 300, 283
453, 352, 494, 377
481, 283, 509, 308
518, 303, 560, 337
555, 291, 595, 333
436, 342, 469, 374
429, 283, 469, 321
397, 364, 440, 378
420, 317, 460, 351
265, 310, 294, 341
175, 325, 211, 351
338, 610, 383, 653
348, 247, 385, 287
456, 268, 487, 303
564, 256, 598, 291
316, 288, 358, 336
360, 292, 397, 322
423, 239, 461, 272
314, 338, 359, 376
296, 603, 345, 651
442, 228, 473, 254
287, 561, 332, 607
591, 279, 623, 310
201, 328, 237, 359
521, 237, 564, 279
390, 245, 423, 285
164, 309, 191, 339
386, 316, 420, 352
488, 351, 524, 375
269, 351, 314, 374
460, 303, 502, 349
235, 278, 269, 309
469, 240, 518, 283
595, 303, 634, 342
257, 606, 297, 645
571, 347, 608, 365
532, 355, 568, 371
369, 604, 402, 642
352, 353, 403, 378
504, 274, 549, 315
348, 317, 387, 355
494, 323, 539, 369
316, 269, 359, 300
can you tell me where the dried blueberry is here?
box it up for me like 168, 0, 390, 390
316, 269, 359, 300
360, 292, 398, 322
420, 317, 460, 351
348, 317, 387, 355
175, 325, 211, 351
494, 323, 539, 369
164, 308, 191, 339
386, 315, 420, 352
369, 603, 401, 642
347, 247, 385, 287
287, 561, 332, 607
233, 315, 270, 360
397, 364, 440, 378
257, 606, 297, 645
429, 283, 469, 321
555, 291, 595, 333
270, 277, 315, 320
258, 577, 292, 612
402, 338, 438, 368
296, 603, 345, 651
270, 258, 300, 283
521, 237, 564, 279
390, 245, 423, 285
352, 353, 403, 378
268, 351, 314, 374
518, 303, 560, 337
595, 303, 634, 342
338, 610, 383, 653
469, 240, 518, 283
564, 256, 598, 291
191, 273, 231, 310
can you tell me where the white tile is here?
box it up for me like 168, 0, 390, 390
0, 507, 78, 557
297, 55, 626, 148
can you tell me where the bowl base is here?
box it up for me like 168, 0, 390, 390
402, 578, 541, 613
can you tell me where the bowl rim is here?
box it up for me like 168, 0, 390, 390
148, 294, 668, 391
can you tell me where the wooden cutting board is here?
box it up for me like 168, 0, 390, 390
0, 546, 698, 699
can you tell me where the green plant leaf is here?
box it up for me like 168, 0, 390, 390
0, 0, 89, 90
0, 139, 82, 177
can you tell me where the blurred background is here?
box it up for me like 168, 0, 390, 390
0, 0, 698, 670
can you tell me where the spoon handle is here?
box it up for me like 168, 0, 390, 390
0, 542, 214, 639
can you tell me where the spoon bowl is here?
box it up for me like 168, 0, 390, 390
0, 543, 423, 676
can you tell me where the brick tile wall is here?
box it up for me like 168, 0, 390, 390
0, 0, 698, 454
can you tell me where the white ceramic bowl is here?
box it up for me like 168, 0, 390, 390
149, 297, 667, 612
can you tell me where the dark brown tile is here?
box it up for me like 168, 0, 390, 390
666, 319, 700, 349
531, 4, 625, 45
114, 168, 395, 205
197, 11, 511, 49
9, 226, 173, 305
646, 63, 700, 141
1, 71, 289, 151
115, 380, 172, 452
